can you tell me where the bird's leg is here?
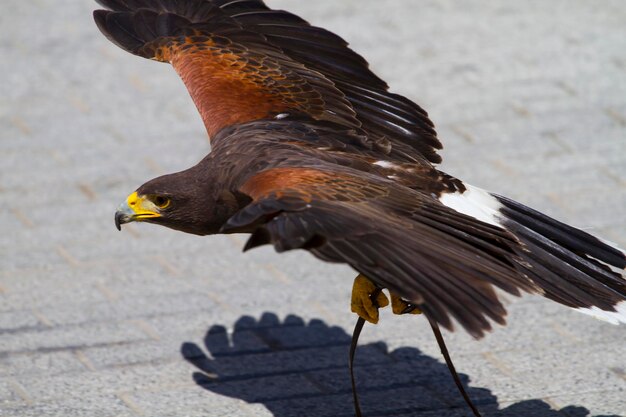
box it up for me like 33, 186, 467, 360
350, 274, 389, 324
390, 293, 422, 315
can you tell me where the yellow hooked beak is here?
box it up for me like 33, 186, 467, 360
114, 192, 161, 231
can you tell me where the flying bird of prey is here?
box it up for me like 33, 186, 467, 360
94, 0, 626, 340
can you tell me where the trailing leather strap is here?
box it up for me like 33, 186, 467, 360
349, 286, 382, 417
427, 316, 483, 417
348, 304, 483, 417
349, 316, 366, 417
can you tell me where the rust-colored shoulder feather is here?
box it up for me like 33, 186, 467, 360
225, 165, 527, 338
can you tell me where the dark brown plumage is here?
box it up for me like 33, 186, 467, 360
97, 0, 626, 339
115, 119, 626, 338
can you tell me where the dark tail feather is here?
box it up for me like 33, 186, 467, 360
494, 194, 626, 324
438, 183, 626, 324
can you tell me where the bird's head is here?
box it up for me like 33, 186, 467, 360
114, 168, 241, 236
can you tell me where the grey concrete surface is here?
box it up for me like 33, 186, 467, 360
1, 0, 625, 416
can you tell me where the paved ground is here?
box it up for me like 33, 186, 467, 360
1, 1, 625, 416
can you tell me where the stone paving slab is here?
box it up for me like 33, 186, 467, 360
1, 0, 625, 416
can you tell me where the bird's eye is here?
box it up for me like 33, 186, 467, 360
154, 196, 171, 209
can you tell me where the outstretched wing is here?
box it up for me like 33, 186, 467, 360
213, 0, 441, 163
94, 0, 359, 138
222, 166, 541, 338
93, 0, 442, 163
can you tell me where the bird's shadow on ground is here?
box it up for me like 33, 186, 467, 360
181, 312, 618, 417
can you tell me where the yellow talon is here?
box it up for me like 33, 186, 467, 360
350, 275, 421, 323
351, 274, 389, 324
391, 293, 422, 315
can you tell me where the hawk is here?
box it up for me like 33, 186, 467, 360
94, 0, 626, 340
